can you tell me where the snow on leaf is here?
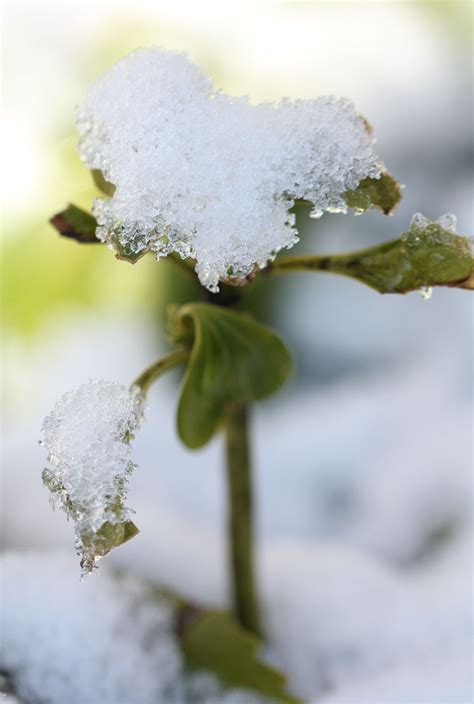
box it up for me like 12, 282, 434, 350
41, 380, 145, 575
344, 172, 402, 215
272, 213, 473, 294
76, 46, 384, 292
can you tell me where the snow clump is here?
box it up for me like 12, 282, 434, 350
41, 380, 145, 574
77, 47, 382, 291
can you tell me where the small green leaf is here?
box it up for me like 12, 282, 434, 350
81, 520, 139, 559
172, 303, 292, 448
50, 205, 149, 264
344, 172, 402, 215
50, 204, 99, 243
91, 169, 116, 196
42, 467, 140, 574
329, 221, 473, 293
180, 610, 302, 703
271, 219, 473, 294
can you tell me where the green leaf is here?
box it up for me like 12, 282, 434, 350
180, 610, 302, 703
50, 204, 161, 265
172, 303, 292, 448
294, 172, 401, 216
42, 467, 140, 574
91, 168, 116, 196
344, 172, 402, 215
271, 219, 473, 294
50, 204, 100, 243
81, 519, 139, 559
329, 221, 473, 293
49, 205, 149, 264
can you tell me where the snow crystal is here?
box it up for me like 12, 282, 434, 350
410, 211, 458, 234
41, 380, 145, 574
77, 47, 382, 291
0, 552, 276, 704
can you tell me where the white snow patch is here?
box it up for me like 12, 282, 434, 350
261, 540, 473, 701
318, 654, 473, 704
41, 380, 145, 574
77, 47, 381, 291
0, 552, 274, 704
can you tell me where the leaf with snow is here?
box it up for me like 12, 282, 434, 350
41, 380, 145, 574
295, 172, 402, 216
76, 46, 386, 292
344, 172, 402, 215
271, 213, 473, 294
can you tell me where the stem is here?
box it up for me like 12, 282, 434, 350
133, 348, 188, 394
225, 402, 261, 636
267, 253, 337, 275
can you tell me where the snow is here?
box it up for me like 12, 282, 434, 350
77, 47, 381, 291
262, 538, 472, 701
0, 552, 272, 704
1, 541, 471, 704
319, 655, 473, 704
41, 380, 145, 575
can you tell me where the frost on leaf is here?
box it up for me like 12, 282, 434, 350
76, 47, 383, 292
41, 380, 145, 575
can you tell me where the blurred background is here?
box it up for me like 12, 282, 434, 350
1, 1, 473, 702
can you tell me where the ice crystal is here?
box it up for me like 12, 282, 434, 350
409, 211, 458, 234
77, 47, 382, 291
41, 380, 145, 574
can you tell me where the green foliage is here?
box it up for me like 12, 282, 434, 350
42, 468, 140, 573
2, 222, 108, 334
180, 610, 302, 703
50, 204, 99, 243
294, 171, 401, 216
171, 303, 292, 448
333, 221, 473, 293
82, 519, 139, 559
344, 172, 402, 215
272, 220, 473, 294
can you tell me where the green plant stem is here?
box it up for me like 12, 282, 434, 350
225, 402, 261, 636
133, 348, 188, 394
267, 253, 341, 276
